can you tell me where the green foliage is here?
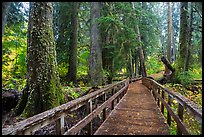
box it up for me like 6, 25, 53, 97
58, 63, 68, 78
174, 62, 202, 86
2, 17, 28, 90
69, 91, 80, 99
146, 55, 164, 75
77, 49, 89, 78
164, 82, 202, 135
2, 2, 28, 90
189, 64, 202, 80
97, 3, 138, 74
7, 2, 28, 27
176, 71, 193, 85
165, 83, 202, 108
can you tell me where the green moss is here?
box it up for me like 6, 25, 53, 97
19, 3, 64, 118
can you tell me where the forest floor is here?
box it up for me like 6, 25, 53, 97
148, 71, 164, 80
2, 71, 201, 135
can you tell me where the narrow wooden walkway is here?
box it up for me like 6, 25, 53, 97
94, 80, 169, 135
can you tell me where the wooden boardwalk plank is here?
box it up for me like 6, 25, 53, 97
94, 80, 169, 135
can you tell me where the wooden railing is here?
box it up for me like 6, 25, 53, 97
142, 77, 202, 135
2, 78, 129, 135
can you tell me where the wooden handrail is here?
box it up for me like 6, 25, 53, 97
2, 78, 130, 135
142, 77, 202, 135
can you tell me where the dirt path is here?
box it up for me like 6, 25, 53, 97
148, 71, 164, 80
94, 80, 169, 135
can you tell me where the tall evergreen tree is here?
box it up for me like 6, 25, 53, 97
186, 2, 193, 71
131, 2, 147, 77
67, 2, 78, 84
164, 2, 173, 76
89, 2, 103, 86
15, 2, 64, 117
178, 2, 189, 71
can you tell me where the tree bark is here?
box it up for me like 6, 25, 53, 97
2, 2, 11, 36
56, 2, 70, 69
178, 2, 189, 71
134, 50, 139, 77
67, 2, 78, 85
159, 56, 175, 84
129, 49, 134, 78
131, 2, 147, 77
186, 2, 193, 71
161, 56, 175, 73
165, 2, 173, 76
101, 31, 114, 84
136, 26, 147, 77
89, 2, 103, 87
15, 2, 64, 118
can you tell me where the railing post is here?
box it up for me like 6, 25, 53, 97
56, 114, 65, 135
177, 103, 184, 135
86, 99, 93, 135
157, 88, 160, 107
117, 96, 119, 103
161, 90, 164, 114
167, 95, 172, 126
102, 93, 107, 121
111, 87, 115, 110
152, 85, 156, 101
116, 86, 119, 103
95, 98, 98, 109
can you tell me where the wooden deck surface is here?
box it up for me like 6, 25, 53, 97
94, 80, 169, 135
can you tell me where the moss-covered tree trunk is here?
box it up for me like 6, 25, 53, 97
177, 2, 189, 71
67, 2, 78, 85
164, 2, 173, 76
186, 2, 193, 71
2, 2, 11, 36
89, 2, 103, 87
15, 2, 64, 118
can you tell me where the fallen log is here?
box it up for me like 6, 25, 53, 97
158, 56, 175, 84
161, 56, 175, 73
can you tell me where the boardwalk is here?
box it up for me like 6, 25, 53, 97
94, 80, 169, 135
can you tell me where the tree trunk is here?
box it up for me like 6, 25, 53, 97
2, 2, 11, 36
134, 50, 139, 77
131, 2, 147, 77
101, 32, 113, 84
161, 56, 175, 73
186, 2, 193, 71
67, 2, 78, 85
137, 26, 147, 77
89, 2, 103, 87
55, 2, 71, 72
159, 56, 175, 84
178, 2, 189, 71
172, 29, 176, 61
15, 2, 64, 118
129, 49, 134, 78
141, 2, 148, 59
165, 2, 173, 76
160, 33, 165, 56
